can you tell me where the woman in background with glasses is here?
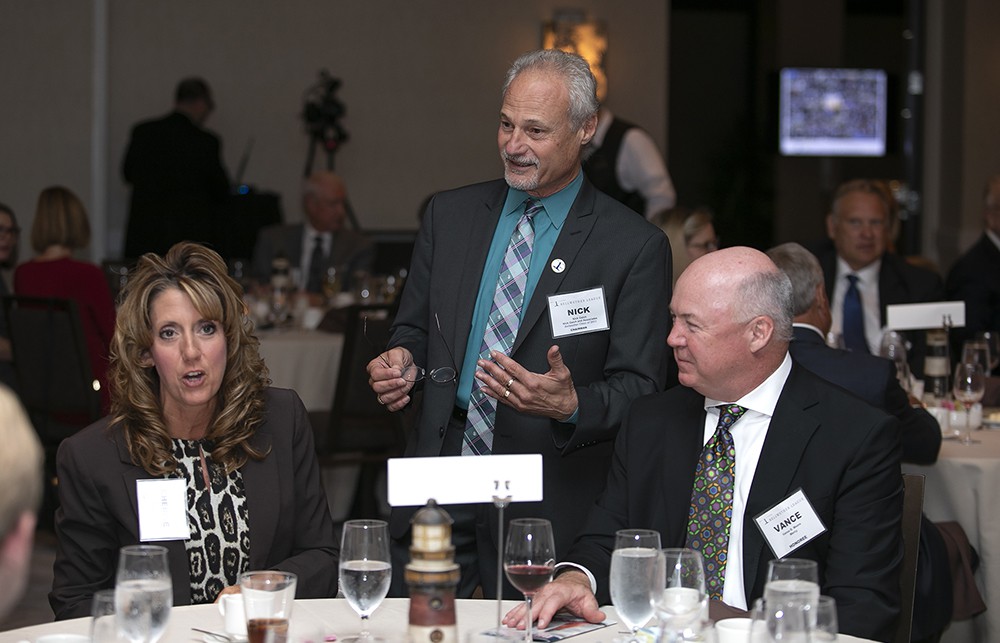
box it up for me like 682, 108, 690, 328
654, 206, 720, 286
49, 242, 338, 619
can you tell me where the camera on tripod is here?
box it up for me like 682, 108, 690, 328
302, 70, 349, 158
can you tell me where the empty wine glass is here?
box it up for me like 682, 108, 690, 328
656, 548, 706, 642
115, 545, 172, 643
976, 331, 1000, 375
962, 340, 991, 374
807, 595, 838, 641
339, 519, 392, 642
610, 529, 664, 641
953, 361, 986, 445
504, 518, 556, 643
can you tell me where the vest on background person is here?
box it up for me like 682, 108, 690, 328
583, 117, 645, 216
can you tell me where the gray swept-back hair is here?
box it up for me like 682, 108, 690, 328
766, 242, 824, 317
502, 50, 599, 131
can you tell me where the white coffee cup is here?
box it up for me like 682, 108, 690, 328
715, 618, 760, 643
218, 593, 247, 639
36, 635, 90, 643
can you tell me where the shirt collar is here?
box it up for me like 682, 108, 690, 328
304, 222, 332, 241
835, 255, 881, 285
704, 352, 793, 419
792, 322, 826, 340
501, 169, 584, 232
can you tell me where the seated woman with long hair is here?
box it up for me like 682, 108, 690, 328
50, 242, 338, 619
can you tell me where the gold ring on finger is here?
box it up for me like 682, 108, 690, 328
506, 377, 515, 388
503, 388, 511, 399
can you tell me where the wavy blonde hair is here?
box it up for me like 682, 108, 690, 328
109, 242, 270, 476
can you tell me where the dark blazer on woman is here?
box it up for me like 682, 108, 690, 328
50, 387, 338, 619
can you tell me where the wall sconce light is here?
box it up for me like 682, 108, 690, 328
542, 10, 609, 101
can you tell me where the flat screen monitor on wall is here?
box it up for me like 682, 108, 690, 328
779, 67, 888, 157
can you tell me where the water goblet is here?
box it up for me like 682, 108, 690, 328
91, 589, 119, 643
115, 545, 172, 643
339, 519, 392, 642
504, 518, 556, 643
953, 361, 986, 445
610, 529, 664, 641
763, 559, 819, 608
656, 548, 706, 643
807, 595, 838, 641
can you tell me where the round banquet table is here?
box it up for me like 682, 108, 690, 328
903, 420, 1000, 643
0, 598, 877, 643
256, 329, 344, 412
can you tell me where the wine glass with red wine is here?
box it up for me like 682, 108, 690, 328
504, 518, 556, 643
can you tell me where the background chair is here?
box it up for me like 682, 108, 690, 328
311, 303, 408, 520
896, 473, 926, 643
2, 296, 102, 526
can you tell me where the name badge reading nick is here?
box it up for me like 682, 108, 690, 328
753, 488, 827, 559
137, 478, 190, 542
547, 287, 610, 338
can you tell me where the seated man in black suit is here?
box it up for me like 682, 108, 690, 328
815, 179, 944, 376
251, 171, 373, 294
505, 247, 903, 642
768, 242, 941, 465
947, 174, 1000, 345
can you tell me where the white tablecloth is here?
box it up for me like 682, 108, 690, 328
904, 423, 1000, 642
257, 330, 344, 412
0, 598, 876, 643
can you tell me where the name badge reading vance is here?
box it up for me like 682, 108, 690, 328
137, 478, 190, 542
753, 488, 827, 559
547, 287, 610, 338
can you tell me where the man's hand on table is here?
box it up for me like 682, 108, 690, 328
502, 570, 605, 630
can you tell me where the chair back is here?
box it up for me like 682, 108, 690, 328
895, 473, 926, 643
2, 296, 102, 430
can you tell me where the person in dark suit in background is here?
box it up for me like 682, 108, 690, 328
947, 174, 1000, 344
768, 242, 941, 465
814, 179, 944, 376
250, 171, 373, 293
369, 50, 670, 599
50, 243, 337, 620
123, 78, 230, 258
507, 247, 902, 642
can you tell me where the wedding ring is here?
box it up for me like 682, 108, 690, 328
503, 388, 511, 399
377, 395, 385, 405
505, 377, 515, 388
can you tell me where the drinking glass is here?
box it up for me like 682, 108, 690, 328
91, 589, 119, 643
807, 595, 838, 641
656, 548, 706, 642
750, 598, 809, 643
953, 361, 986, 445
115, 545, 172, 643
976, 331, 1000, 375
339, 519, 392, 642
241, 571, 297, 643
763, 559, 820, 609
504, 518, 556, 643
610, 529, 664, 641
962, 340, 991, 374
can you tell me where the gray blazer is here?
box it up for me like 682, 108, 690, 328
50, 388, 338, 619
250, 223, 374, 286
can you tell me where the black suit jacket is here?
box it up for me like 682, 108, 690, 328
388, 177, 670, 590
790, 325, 940, 464
946, 233, 1000, 343
250, 223, 374, 287
49, 388, 338, 619
122, 111, 230, 258
566, 363, 903, 642
816, 248, 945, 377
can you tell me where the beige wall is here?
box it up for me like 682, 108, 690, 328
0, 0, 669, 262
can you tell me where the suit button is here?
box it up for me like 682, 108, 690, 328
439, 427, 446, 437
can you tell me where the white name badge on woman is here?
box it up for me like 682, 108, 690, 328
137, 478, 190, 541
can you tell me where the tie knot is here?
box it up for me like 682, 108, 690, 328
846, 274, 859, 286
524, 198, 543, 219
715, 404, 747, 431
313, 235, 324, 248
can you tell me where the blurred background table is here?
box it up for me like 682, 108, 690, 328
257, 328, 343, 412
903, 418, 1000, 642
0, 598, 878, 643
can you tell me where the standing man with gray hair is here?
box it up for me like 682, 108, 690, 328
507, 247, 902, 641
368, 49, 670, 598
0, 384, 43, 618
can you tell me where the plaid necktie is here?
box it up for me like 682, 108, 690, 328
685, 403, 747, 600
462, 198, 541, 456
842, 274, 868, 353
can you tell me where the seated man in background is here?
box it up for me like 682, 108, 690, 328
814, 179, 944, 375
0, 384, 43, 619
505, 247, 902, 642
947, 174, 1000, 345
767, 242, 941, 465
251, 171, 373, 293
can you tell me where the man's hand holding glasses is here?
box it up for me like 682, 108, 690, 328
366, 346, 418, 412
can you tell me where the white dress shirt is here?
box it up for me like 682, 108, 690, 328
702, 352, 792, 610
829, 257, 883, 353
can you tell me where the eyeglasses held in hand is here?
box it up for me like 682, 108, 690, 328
364, 313, 457, 383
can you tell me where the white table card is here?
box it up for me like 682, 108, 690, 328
387, 454, 543, 506
885, 301, 965, 331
